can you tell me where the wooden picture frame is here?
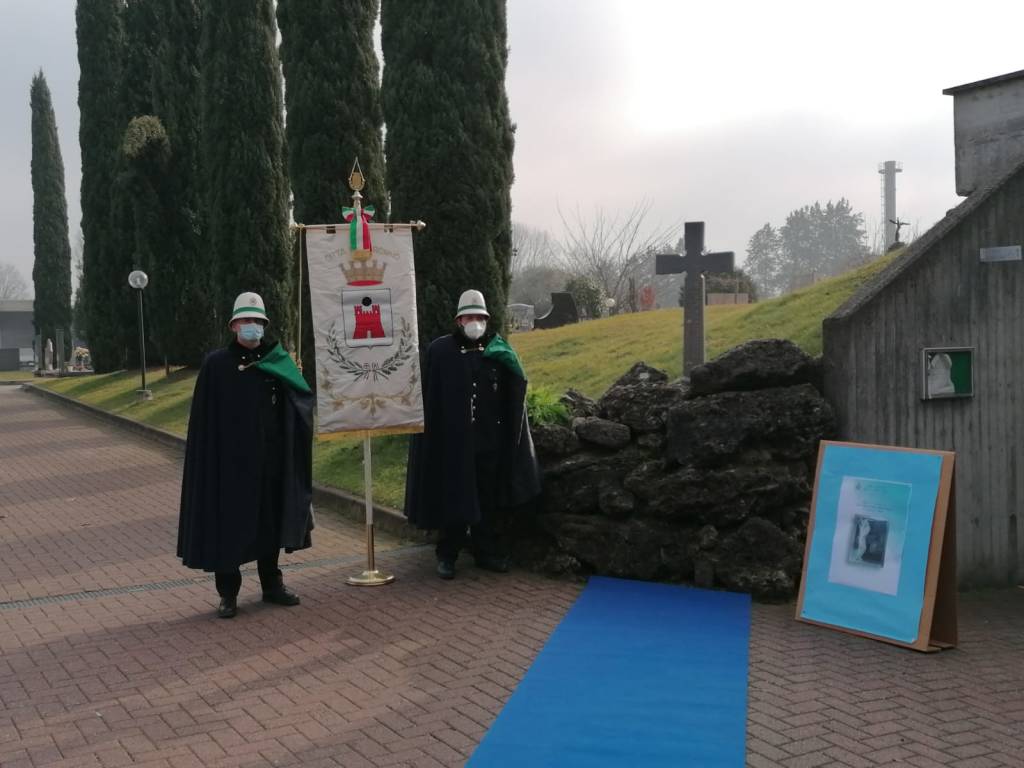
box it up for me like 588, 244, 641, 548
796, 441, 957, 652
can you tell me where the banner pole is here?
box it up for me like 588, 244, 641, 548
296, 226, 304, 369
346, 435, 395, 586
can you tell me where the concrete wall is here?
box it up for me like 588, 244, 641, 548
706, 293, 749, 306
950, 77, 1024, 196
0, 310, 34, 349
823, 165, 1024, 587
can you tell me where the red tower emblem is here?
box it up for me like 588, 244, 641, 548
353, 297, 386, 339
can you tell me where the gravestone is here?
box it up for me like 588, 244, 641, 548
55, 328, 66, 374
534, 292, 579, 329
656, 222, 734, 376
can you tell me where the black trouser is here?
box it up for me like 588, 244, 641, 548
214, 552, 282, 598
436, 452, 504, 562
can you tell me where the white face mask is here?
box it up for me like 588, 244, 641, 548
462, 320, 487, 340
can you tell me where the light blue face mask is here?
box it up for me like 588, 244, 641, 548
238, 322, 264, 342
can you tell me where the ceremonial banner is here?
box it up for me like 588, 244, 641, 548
305, 226, 424, 436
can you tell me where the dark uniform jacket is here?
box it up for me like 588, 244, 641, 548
177, 340, 314, 571
404, 330, 541, 530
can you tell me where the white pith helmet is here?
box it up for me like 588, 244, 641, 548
454, 289, 489, 319
229, 292, 269, 326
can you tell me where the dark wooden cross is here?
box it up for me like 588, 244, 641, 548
656, 221, 734, 376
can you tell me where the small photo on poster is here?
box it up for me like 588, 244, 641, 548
847, 515, 888, 567
828, 476, 911, 596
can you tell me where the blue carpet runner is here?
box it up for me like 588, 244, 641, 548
467, 576, 751, 767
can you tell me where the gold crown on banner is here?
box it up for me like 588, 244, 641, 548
342, 248, 387, 285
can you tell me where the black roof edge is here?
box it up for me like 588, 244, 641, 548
942, 69, 1024, 95
826, 154, 1024, 324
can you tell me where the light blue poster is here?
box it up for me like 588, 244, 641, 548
800, 444, 944, 644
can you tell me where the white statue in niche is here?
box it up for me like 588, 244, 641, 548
44, 338, 54, 371
926, 352, 955, 396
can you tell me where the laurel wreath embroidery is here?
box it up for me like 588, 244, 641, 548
320, 316, 419, 416
325, 315, 415, 383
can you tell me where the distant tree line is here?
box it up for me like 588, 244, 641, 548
744, 198, 870, 298
508, 197, 871, 320
54, 0, 515, 372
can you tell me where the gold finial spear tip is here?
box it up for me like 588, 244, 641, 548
349, 157, 365, 192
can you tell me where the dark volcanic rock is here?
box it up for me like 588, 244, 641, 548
597, 479, 636, 518
560, 388, 599, 418
511, 343, 833, 601
540, 514, 695, 581
542, 449, 647, 516
637, 433, 666, 453
531, 423, 579, 459
607, 361, 669, 387
666, 384, 835, 468
624, 461, 811, 526
712, 517, 803, 600
688, 339, 818, 396
573, 417, 631, 449
598, 363, 686, 433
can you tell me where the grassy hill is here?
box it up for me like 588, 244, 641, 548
34, 251, 898, 506
515, 250, 898, 398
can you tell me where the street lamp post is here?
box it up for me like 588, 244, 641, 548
128, 270, 152, 401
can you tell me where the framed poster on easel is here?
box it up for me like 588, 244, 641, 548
796, 441, 958, 652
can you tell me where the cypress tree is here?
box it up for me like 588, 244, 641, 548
201, 0, 293, 342
278, 0, 386, 383
76, 0, 127, 372
117, 0, 212, 366
30, 72, 73, 356
110, 0, 159, 367
381, 0, 515, 346
151, 0, 213, 364
277, 0, 386, 222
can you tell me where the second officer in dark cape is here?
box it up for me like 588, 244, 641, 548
405, 289, 541, 579
177, 291, 315, 618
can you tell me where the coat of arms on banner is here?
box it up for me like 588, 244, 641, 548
342, 289, 394, 347
306, 224, 424, 435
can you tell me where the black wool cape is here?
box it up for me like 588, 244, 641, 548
404, 333, 541, 530
177, 343, 315, 571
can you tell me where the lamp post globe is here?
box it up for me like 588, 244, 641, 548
128, 270, 152, 400
128, 270, 149, 290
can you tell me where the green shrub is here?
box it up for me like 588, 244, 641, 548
526, 385, 571, 426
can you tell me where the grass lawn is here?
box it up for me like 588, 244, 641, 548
32, 251, 898, 506
39, 367, 196, 435
0, 371, 43, 382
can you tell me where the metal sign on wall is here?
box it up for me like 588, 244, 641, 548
980, 245, 1022, 262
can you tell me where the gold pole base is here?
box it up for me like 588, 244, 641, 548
346, 570, 396, 587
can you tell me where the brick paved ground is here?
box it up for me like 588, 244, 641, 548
1, 384, 1023, 767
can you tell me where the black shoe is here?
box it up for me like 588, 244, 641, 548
262, 587, 300, 606
475, 555, 510, 573
436, 559, 456, 580
217, 597, 238, 619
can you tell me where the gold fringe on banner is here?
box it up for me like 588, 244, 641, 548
315, 425, 425, 443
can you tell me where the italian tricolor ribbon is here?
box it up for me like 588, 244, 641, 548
342, 205, 376, 252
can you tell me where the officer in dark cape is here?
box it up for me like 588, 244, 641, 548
178, 291, 315, 618
405, 289, 541, 579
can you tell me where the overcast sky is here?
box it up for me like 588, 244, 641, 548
3, 1, 1024, 296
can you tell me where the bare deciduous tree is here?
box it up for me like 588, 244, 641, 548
511, 221, 561, 275
0, 263, 30, 300
558, 200, 681, 313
